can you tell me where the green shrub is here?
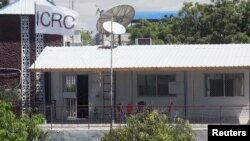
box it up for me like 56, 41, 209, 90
0, 101, 27, 141
0, 101, 46, 141
102, 111, 195, 141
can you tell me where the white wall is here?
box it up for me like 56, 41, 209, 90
88, 73, 103, 105
51, 72, 63, 119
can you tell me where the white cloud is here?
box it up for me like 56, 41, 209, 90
54, 0, 211, 34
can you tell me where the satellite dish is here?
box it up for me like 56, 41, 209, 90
103, 21, 126, 35
96, 4, 135, 34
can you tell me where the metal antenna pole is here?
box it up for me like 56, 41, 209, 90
110, 17, 114, 129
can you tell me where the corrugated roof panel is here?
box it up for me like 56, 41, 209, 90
0, 0, 53, 15
30, 44, 250, 72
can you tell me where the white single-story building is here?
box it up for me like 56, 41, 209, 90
30, 44, 250, 124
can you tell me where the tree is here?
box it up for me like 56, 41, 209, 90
81, 31, 92, 45
128, 19, 166, 44
128, 0, 250, 44
101, 112, 195, 141
0, 102, 45, 141
194, 0, 250, 43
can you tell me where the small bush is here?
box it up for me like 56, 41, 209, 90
0, 102, 46, 141
102, 111, 195, 141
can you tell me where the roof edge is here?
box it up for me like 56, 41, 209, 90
0, 0, 55, 15
29, 66, 250, 72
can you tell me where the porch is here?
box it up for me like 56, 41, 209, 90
45, 69, 250, 125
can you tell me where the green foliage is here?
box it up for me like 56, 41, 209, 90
81, 31, 92, 45
128, 0, 250, 44
0, 102, 45, 141
0, 102, 27, 141
102, 112, 195, 141
22, 109, 45, 141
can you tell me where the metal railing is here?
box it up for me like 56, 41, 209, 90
9, 102, 250, 128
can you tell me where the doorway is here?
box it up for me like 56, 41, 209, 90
77, 75, 88, 118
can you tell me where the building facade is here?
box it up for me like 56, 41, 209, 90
31, 45, 250, 124
0, 0, 63, 112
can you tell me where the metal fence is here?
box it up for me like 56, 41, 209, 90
9, 102, 250, 128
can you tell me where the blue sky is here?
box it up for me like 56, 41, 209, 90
54, 0, 211, 34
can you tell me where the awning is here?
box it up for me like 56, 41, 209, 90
0, 0, 54, 15
30, 44, 250, 72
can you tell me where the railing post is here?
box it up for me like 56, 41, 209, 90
219, 106, 222, 125
202, 109, 204, 123
249, 106, 250, 125
184, 71, 188, 120
88, 105, 90, 129
50, 103, 53, 129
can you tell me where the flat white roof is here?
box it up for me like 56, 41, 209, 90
0, 0, 53, 15
30, 44, 250, 72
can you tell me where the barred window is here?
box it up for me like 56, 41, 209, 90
205, 73, 244, 97
63, 75, 76, 92
137, 74, 175, 96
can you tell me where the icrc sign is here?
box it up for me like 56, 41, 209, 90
36, 4, 79, 36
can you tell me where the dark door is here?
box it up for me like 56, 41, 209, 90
44, 72, 52, 121
77, 75, 88, 118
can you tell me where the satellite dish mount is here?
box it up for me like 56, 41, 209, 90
102, 18, 126, 128
97, 4, 135, 129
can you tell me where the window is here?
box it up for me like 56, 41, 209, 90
65, 41, 71, 46
63, 75, 76, 92
138, 75, 156, 96
205, 73, 244, 97
137, 74, 175, 96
